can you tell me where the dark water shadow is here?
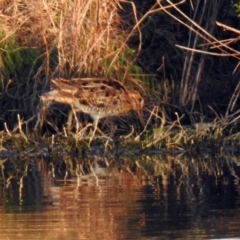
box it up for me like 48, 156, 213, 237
1, 154, 240, 239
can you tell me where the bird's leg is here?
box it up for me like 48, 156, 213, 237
88, 117, 108, 145
73, 110, 80, 133
66, 109, 79, 133
67, 109, 80, 133
89, 117, 99, 144
66, 109, 73, 132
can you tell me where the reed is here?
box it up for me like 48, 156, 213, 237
0, 0, 240, 152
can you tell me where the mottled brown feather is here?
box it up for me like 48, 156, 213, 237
40, 77, 144, 125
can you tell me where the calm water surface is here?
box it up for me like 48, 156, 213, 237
1, 154, 240, 239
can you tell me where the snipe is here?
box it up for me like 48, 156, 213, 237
36, 77, 144, 140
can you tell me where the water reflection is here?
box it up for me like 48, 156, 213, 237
0, 154, 240, 239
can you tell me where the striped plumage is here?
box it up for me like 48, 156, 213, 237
36, 77, 144, 139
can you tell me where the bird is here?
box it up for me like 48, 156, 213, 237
36, 77, 145, 141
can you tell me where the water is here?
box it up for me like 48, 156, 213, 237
1, 154, 240, 239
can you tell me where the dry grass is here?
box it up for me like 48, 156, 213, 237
0, 0, 148, 130
0, 0, 131, 76
158, 0, 240, 114
0, 0, 240, 151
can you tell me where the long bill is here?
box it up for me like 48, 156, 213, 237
136, 110, 145, 127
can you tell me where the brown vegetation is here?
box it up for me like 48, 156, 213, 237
0, 0, 240, 150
